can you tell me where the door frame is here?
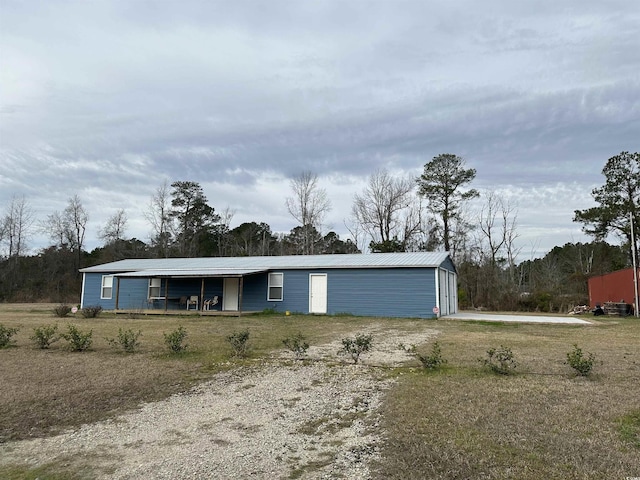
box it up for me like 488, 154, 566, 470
223, 277, 239, 311
309, 273, 328, 314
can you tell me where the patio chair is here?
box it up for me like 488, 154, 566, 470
186, 295, 199, 310
204, 296, 219, 311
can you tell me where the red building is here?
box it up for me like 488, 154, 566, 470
588, 267, 640, 307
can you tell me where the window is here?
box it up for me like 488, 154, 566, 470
267, 272, 283, 301
101, 275, 113, 299
149, 278, 161, 298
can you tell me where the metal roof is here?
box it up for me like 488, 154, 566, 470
80, 252, 453, 273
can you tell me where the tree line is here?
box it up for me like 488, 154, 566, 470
1, 151, 638, 311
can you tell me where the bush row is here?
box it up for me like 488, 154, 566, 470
53, 304, 103, 318
401, 341, 598, 377
0, 322, 599, 376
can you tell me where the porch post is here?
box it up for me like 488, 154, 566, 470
238, 276, 244, 315
200, 278, 205, 311
115, 277, 121, 311
164, 278, 169, 312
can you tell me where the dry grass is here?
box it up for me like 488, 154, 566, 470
0, 304, 410, 443
373, 317, 640, 479
2, 305, 639, 479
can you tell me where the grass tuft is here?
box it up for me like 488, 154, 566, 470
617, 409, 640, 449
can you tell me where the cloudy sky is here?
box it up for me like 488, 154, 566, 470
1, 0, 639, 259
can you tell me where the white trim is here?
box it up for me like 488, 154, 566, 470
267, 272, 284, 301
80, 273, 86, 309
101, 275, 114, 299
434, 269, 440, 317
148, 278, 161, 298
309, 273, 328, 314
223, 277, 240, 311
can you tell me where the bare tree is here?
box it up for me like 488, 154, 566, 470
0, 195, 34, 299
42, 195, 88, 253
99, 209, 128, 245
41, 195, 88, 272
216, 206, 236, 256
145, 181, 173, 258
65, 195, 88, 253
472, 191, 521, 309
2, 194, 34, 258
343, 216, 365, 253
478, 191, 508, 267
0, 217, 4, 253
351, 169, 421, 252
65, 195, 89, 270
285, 171, 331, 255
42, 210, 72, 248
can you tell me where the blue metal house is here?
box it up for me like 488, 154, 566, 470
79, 252, 457, 318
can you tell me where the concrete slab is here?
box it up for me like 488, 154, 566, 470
444, 312, 592, 325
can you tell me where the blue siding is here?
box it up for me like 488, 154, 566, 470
326, 268, 438, 318
439, 256, 456, 273
82, 273, 116, 309
241, 274, 269, 310
116, 278, 150, 309
82, 266, 447, 318
247, 268, 439, 318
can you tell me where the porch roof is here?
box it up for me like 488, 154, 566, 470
114, 268, 267, 278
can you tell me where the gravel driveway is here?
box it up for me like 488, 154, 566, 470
1, 325, 438, 479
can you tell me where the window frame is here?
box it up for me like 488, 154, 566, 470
267, 272, 284, 301
101, 275, 113, 299
148, 278, 162, 299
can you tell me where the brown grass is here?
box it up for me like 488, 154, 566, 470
0, 304, 409, 443
373, 317, 640, 479
2, 305, 639, 479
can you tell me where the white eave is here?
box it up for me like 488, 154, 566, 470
114, 268, 267, 278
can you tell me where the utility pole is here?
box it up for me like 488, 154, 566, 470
631, 212, 639, 318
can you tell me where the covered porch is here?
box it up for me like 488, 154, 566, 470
112, 268, 267, 315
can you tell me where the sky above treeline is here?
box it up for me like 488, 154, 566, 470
1, 0, 639, 259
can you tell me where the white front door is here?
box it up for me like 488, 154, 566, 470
223, 278, 239, 311
309, 274, 327, 314
438, 268, 449, 316
448, 272, 457, 314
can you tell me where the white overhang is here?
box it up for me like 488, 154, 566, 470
113, 268, 267, 278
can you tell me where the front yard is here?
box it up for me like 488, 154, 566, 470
0, 305, 638, 479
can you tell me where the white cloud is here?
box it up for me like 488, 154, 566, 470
1, 0, 638, 257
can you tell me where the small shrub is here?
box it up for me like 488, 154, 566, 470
53, 304, 72, 317
31, 323, 59, 349
339, 333, 373, 364
481, 345, 517, 375
0, 324, 20, 348
81, 305, 103, 318
283, 332, 310, 359
61, 324, 93, 351
566, 343, 596, 376
164, 326, 188, 353
227, 329, 250, 358
106, 328, 142, 353
418, 341, 447, 370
